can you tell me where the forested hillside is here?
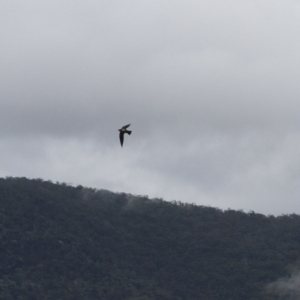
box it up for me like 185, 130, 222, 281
0, 177, 299, 299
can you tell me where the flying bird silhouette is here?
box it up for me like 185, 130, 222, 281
118, 124, 132, 147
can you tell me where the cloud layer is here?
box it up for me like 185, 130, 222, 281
1, 1, 300, 215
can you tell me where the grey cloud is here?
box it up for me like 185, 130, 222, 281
267, 269, 300, 299
1, 1, 300, 215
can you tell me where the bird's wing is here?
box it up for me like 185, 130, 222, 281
119, 132, 124, 146
122, 124, 131, 129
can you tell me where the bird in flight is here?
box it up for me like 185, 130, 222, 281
118, 124, 132, 147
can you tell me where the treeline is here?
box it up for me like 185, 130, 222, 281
0, 177, 299, 299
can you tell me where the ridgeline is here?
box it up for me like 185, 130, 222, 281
0, 177, 299, 299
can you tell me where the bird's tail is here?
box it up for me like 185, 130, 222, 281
127, 131, 132, 135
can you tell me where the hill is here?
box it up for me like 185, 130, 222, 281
0, 177, 299, 299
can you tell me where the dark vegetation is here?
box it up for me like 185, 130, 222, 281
0, 177, 300, 299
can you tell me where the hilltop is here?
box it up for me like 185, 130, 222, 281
0, 177, 299, 299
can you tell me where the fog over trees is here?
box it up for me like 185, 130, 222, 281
1, 177, 299, 299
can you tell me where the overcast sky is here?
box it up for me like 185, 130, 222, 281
1, 0, 300, 215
